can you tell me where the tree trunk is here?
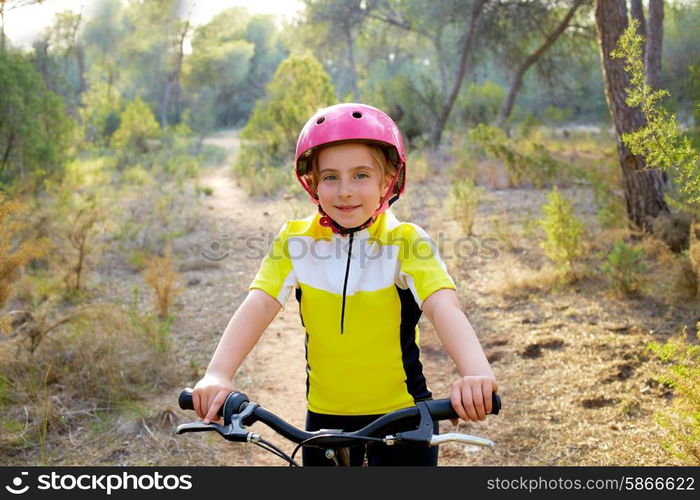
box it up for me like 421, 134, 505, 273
76, 45, 87, 95
431, 0, 487, 146
345, 23, 359, 101
71, 11, 86, 96
435, 36, 449, 96
630, 0, 646, 60
0, 6, 5, 54
645, 0, 663, 89
161, 19, 189, 128
595, 0, 668, 231
51, 8, 85, 100
33, 38, 55, 92
1, 132, 15, 171
336, 55, 347, 100
495, 0, 585, 126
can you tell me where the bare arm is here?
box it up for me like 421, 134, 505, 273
422, 288, 498, 422
193, 288, 282, 423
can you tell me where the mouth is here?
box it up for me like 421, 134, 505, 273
335, 205, 361, 213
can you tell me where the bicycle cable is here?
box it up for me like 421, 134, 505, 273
253, 438, 300, 466
289, 433, 385, 463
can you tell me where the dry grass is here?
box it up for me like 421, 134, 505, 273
0, 300, 181, 465
143, 246, 183, 318
57, 201, 104, 295
429, 146, 699, 466
0, 194, 49, 309
0, 176, 195, 466
488, 254, 563, 299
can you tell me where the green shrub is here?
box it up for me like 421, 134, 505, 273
467, 124, 568, 188
542, 105, 574, 126
236, 54, 335, 196
648, 331, 700, 464
236, 163, 296, 198
489, 212, 516, 252
0, 50, 75, 184
195, 185, 214, 196
364, 74, 433, 143
538, 186, 584, 280
457, 80, 505, 126
449, 178, 483, 236
123, 165, 154, 186
111, 98, 162, 166
79, 78, 123, 147
519, 112, 542, 139
600, 239, 647, 296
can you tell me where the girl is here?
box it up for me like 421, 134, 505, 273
192, 103, 498, 465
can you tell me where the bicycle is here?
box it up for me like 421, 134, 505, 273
176, 388, 501, 466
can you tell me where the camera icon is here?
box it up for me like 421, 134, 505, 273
5, 471, 29, 494
201, 234, 231, 262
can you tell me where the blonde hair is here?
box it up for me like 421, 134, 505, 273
305, 142, 397, 196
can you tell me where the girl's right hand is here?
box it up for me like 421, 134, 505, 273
192, 373, 235, 424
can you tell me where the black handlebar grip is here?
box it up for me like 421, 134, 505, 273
492, 392, 501, 414
427, 392, 501, 420
178, 389, 250, 420
179, 389, 195, 411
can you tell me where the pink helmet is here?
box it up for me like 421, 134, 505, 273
295, 103, 407, 226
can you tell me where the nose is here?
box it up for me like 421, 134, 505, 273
337, 177, 353, 197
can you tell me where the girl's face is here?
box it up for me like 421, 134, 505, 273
315, 143, 391, 230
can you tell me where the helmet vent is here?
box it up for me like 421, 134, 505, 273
316, 117, 326, 124
352, 111, 363, 118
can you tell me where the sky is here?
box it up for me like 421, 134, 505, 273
2, 0, 305, 48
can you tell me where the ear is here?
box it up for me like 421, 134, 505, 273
382, 173, 393, 195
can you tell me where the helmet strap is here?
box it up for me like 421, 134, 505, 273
318, 207, 372, 235
372, 163, 404, 217
307, 163, 405, 236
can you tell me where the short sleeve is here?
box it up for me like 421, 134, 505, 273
396, 223, 456, 308
249, 221, 297, 307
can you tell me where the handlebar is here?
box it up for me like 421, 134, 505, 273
177, 389, 500, 448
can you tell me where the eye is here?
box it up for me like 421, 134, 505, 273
356, 172, 370, 179
322, 174, 337, 181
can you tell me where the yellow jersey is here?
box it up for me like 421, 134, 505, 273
249, 210, 456, 415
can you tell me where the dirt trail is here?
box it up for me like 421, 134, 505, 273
173, 130, 308, 465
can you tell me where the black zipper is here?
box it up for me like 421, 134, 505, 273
340, 232, 354, 334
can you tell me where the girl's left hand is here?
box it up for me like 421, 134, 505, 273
449, 375, 498, 424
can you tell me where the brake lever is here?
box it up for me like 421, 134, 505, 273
177, 402, 260, 442
176, 421, 227, 435
176, 420, 253, 442
429, 433, 495, 448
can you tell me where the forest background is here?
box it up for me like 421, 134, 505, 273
0, 0, 699, 466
